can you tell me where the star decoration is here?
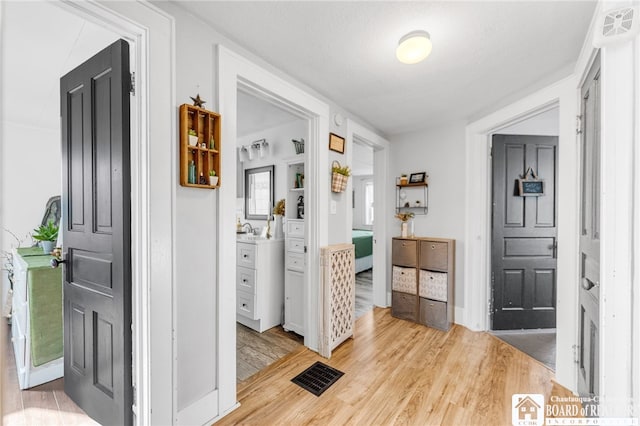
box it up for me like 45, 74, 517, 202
190, 94, 206, 108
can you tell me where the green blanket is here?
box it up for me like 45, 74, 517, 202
352, 229, 373, 259
18, 249, 63, 367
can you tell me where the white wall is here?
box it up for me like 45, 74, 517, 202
389, 122, 467, 308
152, 2, 383, 419
352, 175, 373, 230
1, 122, 61, 249
236, 119, 307, 228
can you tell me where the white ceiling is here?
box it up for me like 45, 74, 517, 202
174, 1, 596, 136
2, 2, 119, 131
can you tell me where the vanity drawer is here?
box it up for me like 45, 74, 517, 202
287, 220, 304, 237
236, 243, 257, 269
392, 266, 417, 295
392, 239, 417, 267
287, 237, 305, 253
236, 266, 257, 294
286, 252, 305, 272
237, 290, 258, 320
419, 241, 449, 271
419, 298, 449, 330
419, 270, 448, 302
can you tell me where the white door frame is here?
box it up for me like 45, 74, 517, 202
49, 2, 176, 424
216, 45, 329, 417
463, 75, 579, 391
345, 119, 390, 307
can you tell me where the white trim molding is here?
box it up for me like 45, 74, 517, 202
598, 38, 636, 415
216, 45, 330, 420
45, 1, 176, 424
463, 75, 579, 391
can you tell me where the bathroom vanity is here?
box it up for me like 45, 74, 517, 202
236, 237, 285, 332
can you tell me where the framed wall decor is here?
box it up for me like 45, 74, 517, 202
517, 166, 545, 196
409, 172, 426, 184
329, 133, 345, 154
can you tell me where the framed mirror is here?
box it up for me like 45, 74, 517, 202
245, 165, 274, 220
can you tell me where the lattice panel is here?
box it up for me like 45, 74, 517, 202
320, 244, 355, 358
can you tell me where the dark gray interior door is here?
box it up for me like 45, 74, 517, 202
491, 134, 558, 330
60, 39, 132, 425
577, 53, 600, 398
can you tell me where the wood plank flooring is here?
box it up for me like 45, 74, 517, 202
1, 324, 97, 426
355, 269, 373, 319
237, 323, 303, 382
222, 307, 575, 425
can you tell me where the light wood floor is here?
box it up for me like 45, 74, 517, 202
1, 324, 97, 426
220, 307, 575, 425
355, 269, 373, 319
237, 323, 303, 382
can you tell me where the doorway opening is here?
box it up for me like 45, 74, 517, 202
351, 140, 375, 318
1, 2, 141, 424
234, 88, 307, 383
489, 107, 560, 371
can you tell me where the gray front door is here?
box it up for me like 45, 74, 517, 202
577, 52, 601, 398
491, 134, 558, 330
60, 39, 132, 425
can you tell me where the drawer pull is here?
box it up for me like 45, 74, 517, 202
242, 279, 248, 283
242, 303, 247, 308
430, 276, 434, 280
431, 245, 435, 249
243, 254, 249, 258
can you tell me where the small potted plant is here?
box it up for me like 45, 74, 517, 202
331, 161, 351, 193
395, 212, 415, 238
32, 220, 59, 254
188, 129, 198, 146
272, 199, 285, 239
209, 170, 218, 186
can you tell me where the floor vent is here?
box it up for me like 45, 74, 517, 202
291, 361, 344, 396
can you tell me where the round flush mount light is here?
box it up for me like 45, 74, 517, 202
396, 30, 432, 64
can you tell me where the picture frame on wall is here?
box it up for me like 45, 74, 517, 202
329, 133, 345, 154
409, 172, 426, 184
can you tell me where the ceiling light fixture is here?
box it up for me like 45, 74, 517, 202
396, 30, 432, 64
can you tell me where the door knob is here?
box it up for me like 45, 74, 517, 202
50, 258, 67, 268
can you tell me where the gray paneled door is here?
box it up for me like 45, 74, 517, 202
59, 39, 132, 425
491, 134, 558, 330
577, 53, 600, 398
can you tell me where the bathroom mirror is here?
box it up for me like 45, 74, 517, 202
245, 165, 274, 220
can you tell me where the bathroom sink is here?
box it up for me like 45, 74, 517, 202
236, 234, 265, 241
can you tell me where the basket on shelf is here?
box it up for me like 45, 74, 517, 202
331, 160, 349, 193
292, 138, 305, 155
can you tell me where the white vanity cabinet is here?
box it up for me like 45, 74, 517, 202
283, 155, 306, 336
284, 219, 305, 335
236, 239, 285, 332
10, 248, 63, 389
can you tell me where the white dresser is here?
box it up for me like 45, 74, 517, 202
10, 247, 63, 389
236, 238, 285, 332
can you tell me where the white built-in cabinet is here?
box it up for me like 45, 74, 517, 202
283, 155, 305, 335
236, 239, 284, 332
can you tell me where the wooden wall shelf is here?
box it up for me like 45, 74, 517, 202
179, 104, 221, 189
